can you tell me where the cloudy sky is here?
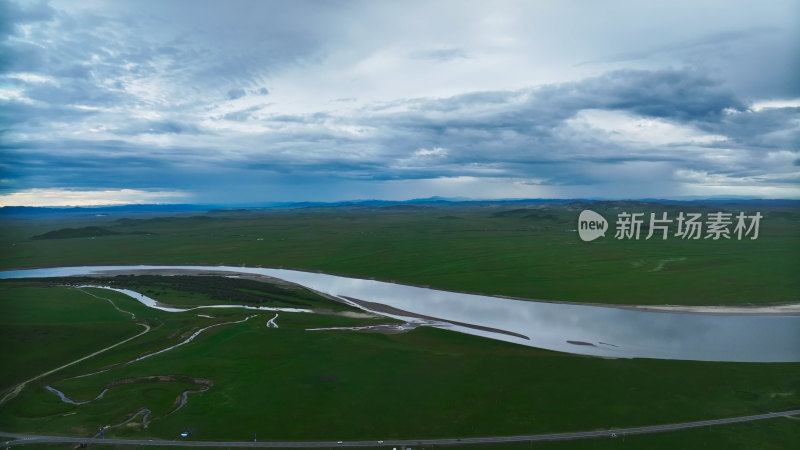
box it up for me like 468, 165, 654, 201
1, 0, 799, 206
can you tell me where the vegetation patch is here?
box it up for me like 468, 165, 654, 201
32, 226, 155, 240
37, 274, 352, 310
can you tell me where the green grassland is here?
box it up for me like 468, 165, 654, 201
0, 202, 797, 448
0, 280, 797, 448
409, 418, 800, 450
0, 284, 143, 388
1, 202, 798, 306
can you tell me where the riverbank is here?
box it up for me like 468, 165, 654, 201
11, 265, 798, 316
2, 265, 799, 361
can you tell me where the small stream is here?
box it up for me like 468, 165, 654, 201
131, 315, 256, 363
77, 285, 312, 313
44, 386, 108, 405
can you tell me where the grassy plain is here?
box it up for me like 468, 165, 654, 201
0, 202, 798, 448
1, 201, 798, 306
0, 280, 798, 447
0, 284, 142, 388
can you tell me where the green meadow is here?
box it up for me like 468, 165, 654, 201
0, 202, 798, 448
0, 279, 798, 448
0, 284, 142, 389
1, 201, 798, 306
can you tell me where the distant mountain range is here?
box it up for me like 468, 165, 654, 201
1, 197, 798, 216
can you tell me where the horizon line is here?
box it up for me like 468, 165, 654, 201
2, 196, 799, 209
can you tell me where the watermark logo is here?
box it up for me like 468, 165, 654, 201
578, 209, 608, 241
578, 210, 762, 241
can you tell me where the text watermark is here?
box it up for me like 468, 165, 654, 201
578, 210, 762, 242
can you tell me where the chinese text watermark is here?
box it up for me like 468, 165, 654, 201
578, 210, 762, 242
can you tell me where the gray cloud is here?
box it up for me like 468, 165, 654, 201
222, 106, 263, 122
0, 0, 54, 40
411, 47, 469, 61
1, 0, 798, 203
118, 120, 204, 135
227, 88, 246, 100
3, 63, 796, 197
580, 26, 780, 66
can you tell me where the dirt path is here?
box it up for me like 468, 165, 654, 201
0, 323, 150, 406
76, 287, 138, 319
0, 289, 152, 406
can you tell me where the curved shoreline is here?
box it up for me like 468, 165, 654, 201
2, 264, 796, 315
99, 267, 800, 315
2, 264, 799, 362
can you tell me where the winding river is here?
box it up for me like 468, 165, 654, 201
1, 265, 798, 362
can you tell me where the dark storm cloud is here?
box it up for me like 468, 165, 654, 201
5, 62, 796, 195
0, 138, 196, 191
361, 69, 743, 142
701, 107, 800, 150
1, 0, 797, 204
325, 69, 792, 187
361, 70, 741, 148
568, 70, 746, 121
188, 71, 734, 188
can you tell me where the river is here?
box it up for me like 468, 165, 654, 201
1, 265, 798, 362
